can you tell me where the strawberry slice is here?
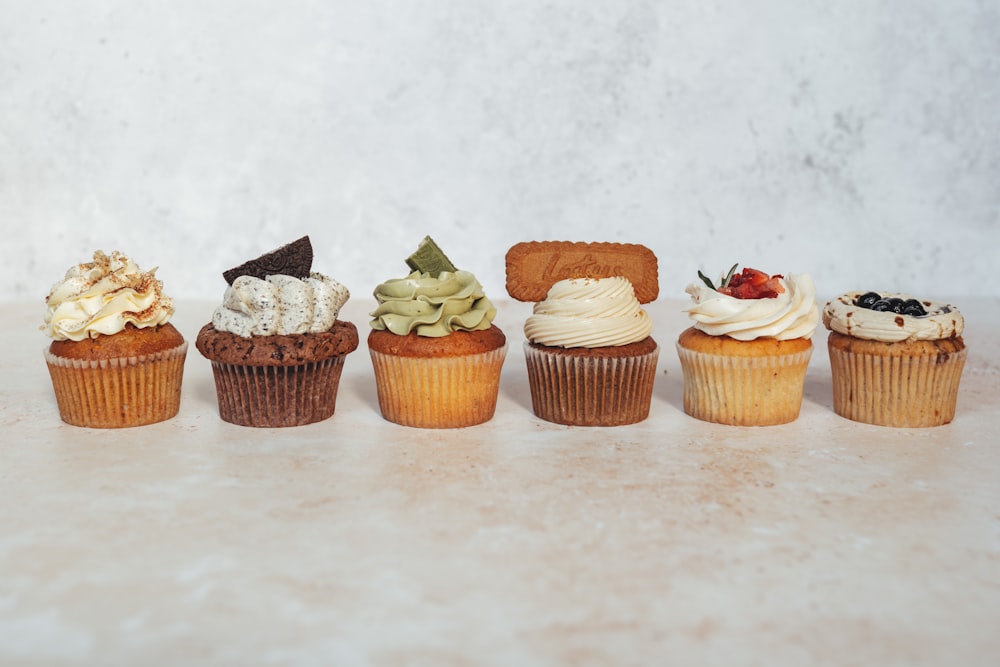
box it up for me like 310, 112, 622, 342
717, 268, 785, 299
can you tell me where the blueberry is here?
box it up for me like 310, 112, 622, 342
884, 298, 906, 313
870, 299, 893, 311
901, 299, 927, 316
856, 292, 881, 308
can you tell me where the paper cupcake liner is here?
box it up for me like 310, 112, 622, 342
827, 343, 966, 427
523, 343, 659, 426
369, 346, 507, 428
676, 344, 812, 426
209, 355, 348, 427
44, 341, 188, 428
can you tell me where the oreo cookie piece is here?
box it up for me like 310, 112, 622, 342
223, 236, 314, 284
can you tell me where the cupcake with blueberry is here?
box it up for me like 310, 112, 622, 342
368, 237, 507, 428
42, 250, 188, 428
823, 291, 966, 427
677, 264, 819, 426
195, 236, 358, 427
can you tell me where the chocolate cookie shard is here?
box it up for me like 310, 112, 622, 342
223, 236, 314, 285
506, 241, 659, 303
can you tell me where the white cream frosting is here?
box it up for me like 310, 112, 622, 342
212, 272, 349, 337
823, 291, 964, 342
43, 250, 174, 341
524, 276, 653, 348
684, 274, 819, 341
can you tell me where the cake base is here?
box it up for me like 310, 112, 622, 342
208, 356, 348, 428
369, 345, 507, 429
826, 331, 966, 427
676, 328, 812, 426
44, 341, 188, 428
196, 321, 358, 428
523, 338, 659, 426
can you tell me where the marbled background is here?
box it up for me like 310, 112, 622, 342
2, 0, 998, 302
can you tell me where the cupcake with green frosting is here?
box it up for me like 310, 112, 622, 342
368, 237, 507, 428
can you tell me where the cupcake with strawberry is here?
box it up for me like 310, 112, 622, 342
676, 264, 819, 425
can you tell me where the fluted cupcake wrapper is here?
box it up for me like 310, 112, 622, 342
208, 356, 348, 428
827, 343, 966, 427
676, 344, 811, 426
44, 341, 188, 428
369, 346, 507, 428
523, 343, 659, 426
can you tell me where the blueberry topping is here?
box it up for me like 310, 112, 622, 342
870, 299, 893, 312
857, 292, 928, 316
901, 299, 927, 316
855, 292, 881, 308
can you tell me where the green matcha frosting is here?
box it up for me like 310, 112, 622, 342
370, 270, 497, 337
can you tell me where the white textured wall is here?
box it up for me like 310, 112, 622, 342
2, 0, 998, 303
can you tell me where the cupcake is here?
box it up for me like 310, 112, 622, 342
368, 236, 507, 428
823, 291, 966, 427
195, 236, 358, 427
677, 264, 819, 426
42, 250, 188, 428
505, 241, 660, 426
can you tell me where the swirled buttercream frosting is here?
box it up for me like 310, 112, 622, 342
370, 270, 497, 337
524, 276, 652, 348
211, 273, 349, 337
823, 291, 964, 342
684, 274, 819, 341
43, 250, 174, 341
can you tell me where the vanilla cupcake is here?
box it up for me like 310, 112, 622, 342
42, 250, 187, 428
195, 237, 358, 427
677, 265, 818, 426
368, 237, 507, 428
823, 291, 966, 427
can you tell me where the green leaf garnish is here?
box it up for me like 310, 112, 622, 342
698, 263, 739, 291
697, 269, 716, 290
405, 236, 457, 275
721, 263, 738, 288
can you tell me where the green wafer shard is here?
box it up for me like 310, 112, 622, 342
405, 236, 457, 275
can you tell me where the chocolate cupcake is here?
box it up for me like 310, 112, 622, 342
195, 237, 358, 427
506, 241, 660, 426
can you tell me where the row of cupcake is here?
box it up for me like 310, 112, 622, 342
40, 237, 967, 430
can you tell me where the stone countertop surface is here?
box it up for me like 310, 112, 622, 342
2, 298, 999, 666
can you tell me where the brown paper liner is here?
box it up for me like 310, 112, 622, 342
44, 342, 188, 428
827, 342, 966, 427
676, 344, 811, 426
369, 346, 507, 428
523, 343, 659, 426
209, 356, 348, 427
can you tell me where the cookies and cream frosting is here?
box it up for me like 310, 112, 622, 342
524, 276, 652, 348
212, 273, 349, 337
684, 274, 819, 341
823, 291, 964, 342
370, 270, 496, 337
43, 250, 174, 341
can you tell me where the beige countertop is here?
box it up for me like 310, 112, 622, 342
2, 298, 999, 666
